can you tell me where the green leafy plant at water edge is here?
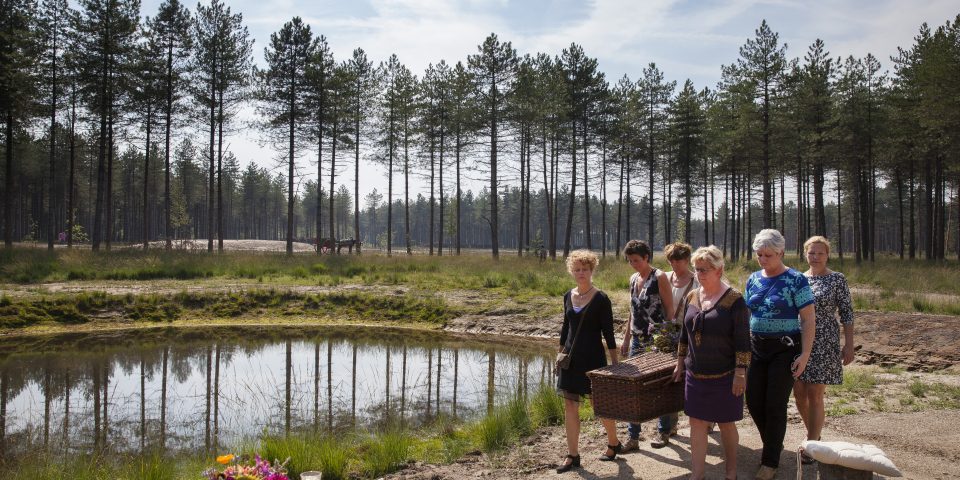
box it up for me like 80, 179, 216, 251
261, 433, 350, 480
529, 385, 564, 427
362, 431, 414, 478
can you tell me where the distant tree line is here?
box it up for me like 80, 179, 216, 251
1, 1, 958, 261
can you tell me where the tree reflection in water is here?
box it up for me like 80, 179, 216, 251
0, 327, 549, 459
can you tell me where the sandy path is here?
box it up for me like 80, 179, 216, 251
389, 411, 958, 479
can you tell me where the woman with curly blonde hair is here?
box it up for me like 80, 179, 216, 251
555, 250, 621, 473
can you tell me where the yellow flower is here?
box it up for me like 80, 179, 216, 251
216, 454, 236, 465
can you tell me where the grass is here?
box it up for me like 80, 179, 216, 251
821, 367, 960, 415
362, 430, 415, 477
0, 288, 455, 329
829, 368, 879, 396
5, 248, 960, 315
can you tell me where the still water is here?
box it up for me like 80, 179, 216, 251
0, 326, 552, 457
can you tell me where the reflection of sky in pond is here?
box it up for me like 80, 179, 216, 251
0, 329, 552, 456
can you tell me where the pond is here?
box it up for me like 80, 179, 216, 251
0, 326, 553, 458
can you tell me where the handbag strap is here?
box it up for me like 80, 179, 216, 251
672, 275, 697, 324
563, 292, 593, 356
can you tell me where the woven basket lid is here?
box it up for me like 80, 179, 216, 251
587, 351, 677, 381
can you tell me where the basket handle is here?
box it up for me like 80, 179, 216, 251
641, 375, 674, 386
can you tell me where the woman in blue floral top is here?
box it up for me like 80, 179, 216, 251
744, 229, 816, 480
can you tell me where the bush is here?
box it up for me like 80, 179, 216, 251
473, 412, 511, 453
529, 386, 564, 427
261, 433, 350, 480
363, 431, 413, 478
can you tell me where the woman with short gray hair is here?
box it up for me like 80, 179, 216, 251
744, 229, 816, 480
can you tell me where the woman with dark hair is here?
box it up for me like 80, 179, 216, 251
619, 239, 674, 452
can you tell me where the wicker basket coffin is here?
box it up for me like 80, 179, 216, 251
587, 351, 684, 424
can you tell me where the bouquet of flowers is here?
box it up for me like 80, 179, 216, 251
203, 453, 290, 480
648, 320, 682, 354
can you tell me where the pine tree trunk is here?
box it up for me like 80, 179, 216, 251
583, 121, 591, 250
106, 104, 114, 251
616, 155, 624, 257
207, 62, 216, 252
164, 42, 174, 250
354, 85, 361, 253
287, 82, 295, 255
4, 112, 13, 248
143, 105, 152, 249
438, 126, 445, 256
403, 116, 411, 255
455, 128, 461, 255
430, 133, 435, 256
218, 88, 225, 252
564, 123, 577, 256
68, 89, 76, 248
330, 107, 338, 249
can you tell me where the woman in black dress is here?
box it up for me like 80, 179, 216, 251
556, 249, 621, 473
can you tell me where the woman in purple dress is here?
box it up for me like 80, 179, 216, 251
673, 246, 750, 480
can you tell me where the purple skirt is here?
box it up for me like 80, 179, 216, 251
684, 371, 744, 423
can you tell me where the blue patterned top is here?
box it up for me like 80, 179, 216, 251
745, 268, 815, 336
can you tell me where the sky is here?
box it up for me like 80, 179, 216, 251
139, 0, 959, 203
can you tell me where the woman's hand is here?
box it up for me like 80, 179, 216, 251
732, 370, 746, 397
791, 353, 810, 378
671, 363, 684, 383
620, 337, 630, 357
842, 343, 855, 365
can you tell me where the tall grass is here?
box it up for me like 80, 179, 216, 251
260, 433, 351, 480
362, 430, 414, 477
529, 384, 565, 426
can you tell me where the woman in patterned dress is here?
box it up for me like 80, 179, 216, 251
618, 239, 674, 452
794, 236, 855, 460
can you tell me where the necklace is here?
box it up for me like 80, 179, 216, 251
575, 285, 595, 296
699, 286, 725, 310
572, 285, 595, 307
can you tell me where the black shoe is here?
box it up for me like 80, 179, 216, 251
598, 442, 623, 461
556, 454, 581, 473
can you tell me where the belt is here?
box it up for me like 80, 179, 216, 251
751, 333, 800, 347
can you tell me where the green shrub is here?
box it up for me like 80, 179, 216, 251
473, 412, 511, 453
504, 395, 533, 437
909, 380, 929, 397
260, 433, 350, 480
529, 386, 564, 427
363, 431, 413, 478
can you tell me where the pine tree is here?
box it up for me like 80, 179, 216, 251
468, 33, 518, 259
255, 16, 315, 255
72, 0, 140, 250
736, 19, 787, 229
145, 0, 191, 250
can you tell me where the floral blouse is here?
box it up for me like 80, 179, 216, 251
745, 268, 815, 337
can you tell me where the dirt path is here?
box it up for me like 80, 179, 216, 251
388, 411, 958, 480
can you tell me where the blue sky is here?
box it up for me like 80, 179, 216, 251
139, 0, 959, 201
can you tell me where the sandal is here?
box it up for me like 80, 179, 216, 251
599, 442, 623, 461
556, 454, 581, 473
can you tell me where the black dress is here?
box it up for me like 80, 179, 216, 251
557, 290, 617, 398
